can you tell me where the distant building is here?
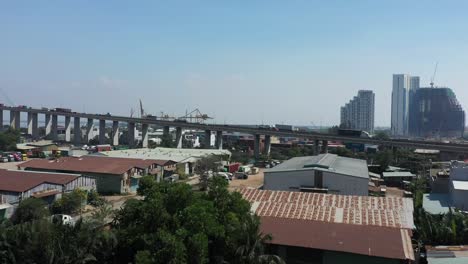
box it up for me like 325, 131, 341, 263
263, 153, 369, 196
92, 147, 231, 175
19, 156, 175, 194
0, 169, 95, 219
239, 188, 415, 264
449, 161, 468, 211
409, 87, 465, 138
340, 90, 375, 133
391, 74, 420, 136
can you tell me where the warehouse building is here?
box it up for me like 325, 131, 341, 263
264, 154, 369, 196
92, 147, 231, 175
0, 169, 95, 219
19, 156, 175, 194
239, 188, 415, 264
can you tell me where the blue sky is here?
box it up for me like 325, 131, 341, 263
2, 1, 468, 126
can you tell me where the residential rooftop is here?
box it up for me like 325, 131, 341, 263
265, 153, 368, 179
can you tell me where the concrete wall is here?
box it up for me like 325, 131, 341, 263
84, 172, 124, 194
450, 185, 468, 211
264, 169, 368, 196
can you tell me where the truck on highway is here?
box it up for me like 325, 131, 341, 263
275, 124, 297, 131
52, 108, 72, 113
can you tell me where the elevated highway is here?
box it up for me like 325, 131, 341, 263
1, 105, 468, 156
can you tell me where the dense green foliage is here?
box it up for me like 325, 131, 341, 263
51, 189, 87, 214
0, 219, 118, 264
195, 155, 223, 191
412, 178, 468, 245
0, 128, 20, 151
1, 178, 282, 264
115, 177, 281, 263
10, 197, 50, 225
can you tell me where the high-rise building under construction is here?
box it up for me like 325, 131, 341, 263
409, 87, 465, 138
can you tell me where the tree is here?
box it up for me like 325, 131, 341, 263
51, 189, 87, 214
160, 134, 175, 148
11, 198, 50, 225
194, 155, 223, 191
0, 128, 20, 151
113, 179, 283, 263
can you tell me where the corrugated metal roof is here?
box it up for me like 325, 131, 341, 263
266, 154, 368, 179
19, 156, 173, 175
240, 189, 414, 229
0, 169, 78, 192
260, 217, 414, 261
239, 189, 415, 261
96, 147, 231, 163
382, 172, 416, 178
452, 180, 468, 190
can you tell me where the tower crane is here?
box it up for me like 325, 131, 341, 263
430, 62, 438, 88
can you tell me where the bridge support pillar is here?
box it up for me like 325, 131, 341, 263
321, 140, 328, 154
10, 111, 20, 130
264, 135, 271, 157
64, 116, 71, 142
142, 124, 149, 148
163, 126, 170, 136
128, 122, 135, 148
215, 131, 223, 150
85, 118, 94, 143
314, 140, 320, 155
112, 121, 119, 146
254, 134, 261, 159
27, 112, 39, 138
99, 120, 106, 144
175, 127, 183, 149
74, 117, 81, 144
204, 130, 211, 148
51, 115, 58, 141
45, 114, 52, 136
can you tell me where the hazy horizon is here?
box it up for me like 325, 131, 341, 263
2, 1, 468, 127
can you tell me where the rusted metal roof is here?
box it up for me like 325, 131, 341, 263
261, 217, 414, 261
19, 156, 173, 175
0, 169, 78, 192
240, 189, 414, 229
238, 189, 415, 261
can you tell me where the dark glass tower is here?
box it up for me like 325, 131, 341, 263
409, 88, 465, 138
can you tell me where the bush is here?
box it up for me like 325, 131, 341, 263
11, 198, 50, 224
51, 189, 87, 214
87, 189, 105, 207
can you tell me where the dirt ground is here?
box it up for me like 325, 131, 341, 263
228, 168, 265, 190
0, 161, 26, 170
385, 187, 405, 197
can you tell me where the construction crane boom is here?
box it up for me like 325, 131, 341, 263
430, 62, 438, 88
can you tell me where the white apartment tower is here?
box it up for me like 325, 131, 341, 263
340, 90, 375, 133
391, 74, 420, 136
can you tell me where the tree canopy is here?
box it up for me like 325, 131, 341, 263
1, 178, 282, 264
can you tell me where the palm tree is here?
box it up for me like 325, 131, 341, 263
235, 215, 284, 264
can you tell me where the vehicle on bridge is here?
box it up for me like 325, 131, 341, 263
275, 124, 297, 132
337, 129, 371, 138
52, 107, 72, 113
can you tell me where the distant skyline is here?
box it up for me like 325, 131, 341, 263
2, 1, 468, 126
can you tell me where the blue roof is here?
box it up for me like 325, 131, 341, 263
423, 193, 451, 214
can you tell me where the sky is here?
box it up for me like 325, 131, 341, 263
2, 1, 468, 126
